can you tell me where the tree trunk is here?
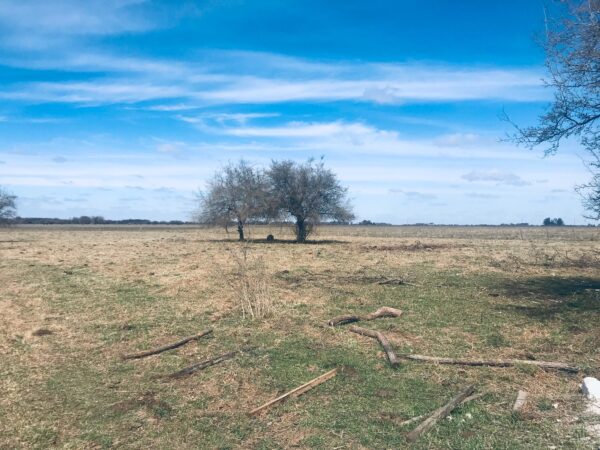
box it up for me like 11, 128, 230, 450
295, 217, 307, 243
237, 220, 245, 241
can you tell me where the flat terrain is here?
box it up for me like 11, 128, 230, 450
1, 225, 599, 449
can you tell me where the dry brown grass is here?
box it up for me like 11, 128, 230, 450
0, 224, 598, 448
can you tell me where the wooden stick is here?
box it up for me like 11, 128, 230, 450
398, 354, 579, 373
363, 307, 403, 320
249, 368, 337, 416
378, 278, 422, 287
327, 315, 361, 327
167, 350, 238, 379
349, 325, 399, 367
326, 307, 403, 327
512, 390, 528, 411
398, 391, 485, 426
406, 385, 475, 442
122, 329, 213, 360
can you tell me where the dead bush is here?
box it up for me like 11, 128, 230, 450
231, 246, 276, 319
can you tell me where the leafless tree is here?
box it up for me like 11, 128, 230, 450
509, 0, 600, 218
0, 187, 16, 224
196, 161, 269, 241
267, 159, 354, 243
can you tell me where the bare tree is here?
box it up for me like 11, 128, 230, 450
196, 160, 269, 241
509, 0, 600, 218
267, 159, 354, 243
0, 187, 17, 224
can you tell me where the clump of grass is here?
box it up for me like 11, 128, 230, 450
232, 245, 277, 320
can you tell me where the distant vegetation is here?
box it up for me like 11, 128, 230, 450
543, 217, 565, 226
197, 159, 354, 242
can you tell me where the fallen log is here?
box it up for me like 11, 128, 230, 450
167, 350, 239, 379
406, 385, 475, 442
349, 325, 399, 367
249, 368, 337, 416
397, 354, 579, 373
122, 329, 213, 360
512, 390, 528, 411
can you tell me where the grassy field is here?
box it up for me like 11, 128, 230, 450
1, 225, 599, 449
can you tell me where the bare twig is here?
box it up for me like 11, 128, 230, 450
167, 350, 240, 379
378, 278, 422, 287
249, 368, 338, 416
406, 385, 475, 442
121, 329, 213, 360
349, 325, 399, 367
398, 354, 579, 373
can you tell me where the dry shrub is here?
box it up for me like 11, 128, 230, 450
526, 244, 600, 269
231, 246, 277, 319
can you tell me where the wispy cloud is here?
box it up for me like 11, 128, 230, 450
0, 0, 167, 51
461, 170, 531, 186
1, 46, 549, 107
388, 189, 438, 201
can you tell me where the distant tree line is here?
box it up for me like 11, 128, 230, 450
12, 216, 191, 225
197, 159, 354, 243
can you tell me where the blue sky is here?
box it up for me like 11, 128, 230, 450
0, 0, 593, 224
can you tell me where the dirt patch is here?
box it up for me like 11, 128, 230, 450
32, 328, 53, 337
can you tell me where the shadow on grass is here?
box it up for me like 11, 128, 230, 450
493, 276, 600, 321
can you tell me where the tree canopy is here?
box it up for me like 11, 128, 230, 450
0, 187, 17, 224
267, 159, 354, 242
196, 160, 270, 241
510, 0, 600, 219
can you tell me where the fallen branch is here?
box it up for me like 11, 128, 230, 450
327, 315, 361, 327
378, 278, 421, 287
349, 325, 399, 367
167, 350, 239, 379
249, 368, 337, 416
122, 329, 213, 360
406, 385, 475, 442
398, 354, 579, 373
398, 391, 485, 426
363, 307, 403, 320
326, 307, 402, 327
512, 390, 528, 411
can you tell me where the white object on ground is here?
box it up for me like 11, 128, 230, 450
582, 377, 600, 402
581, 377, 600, 441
